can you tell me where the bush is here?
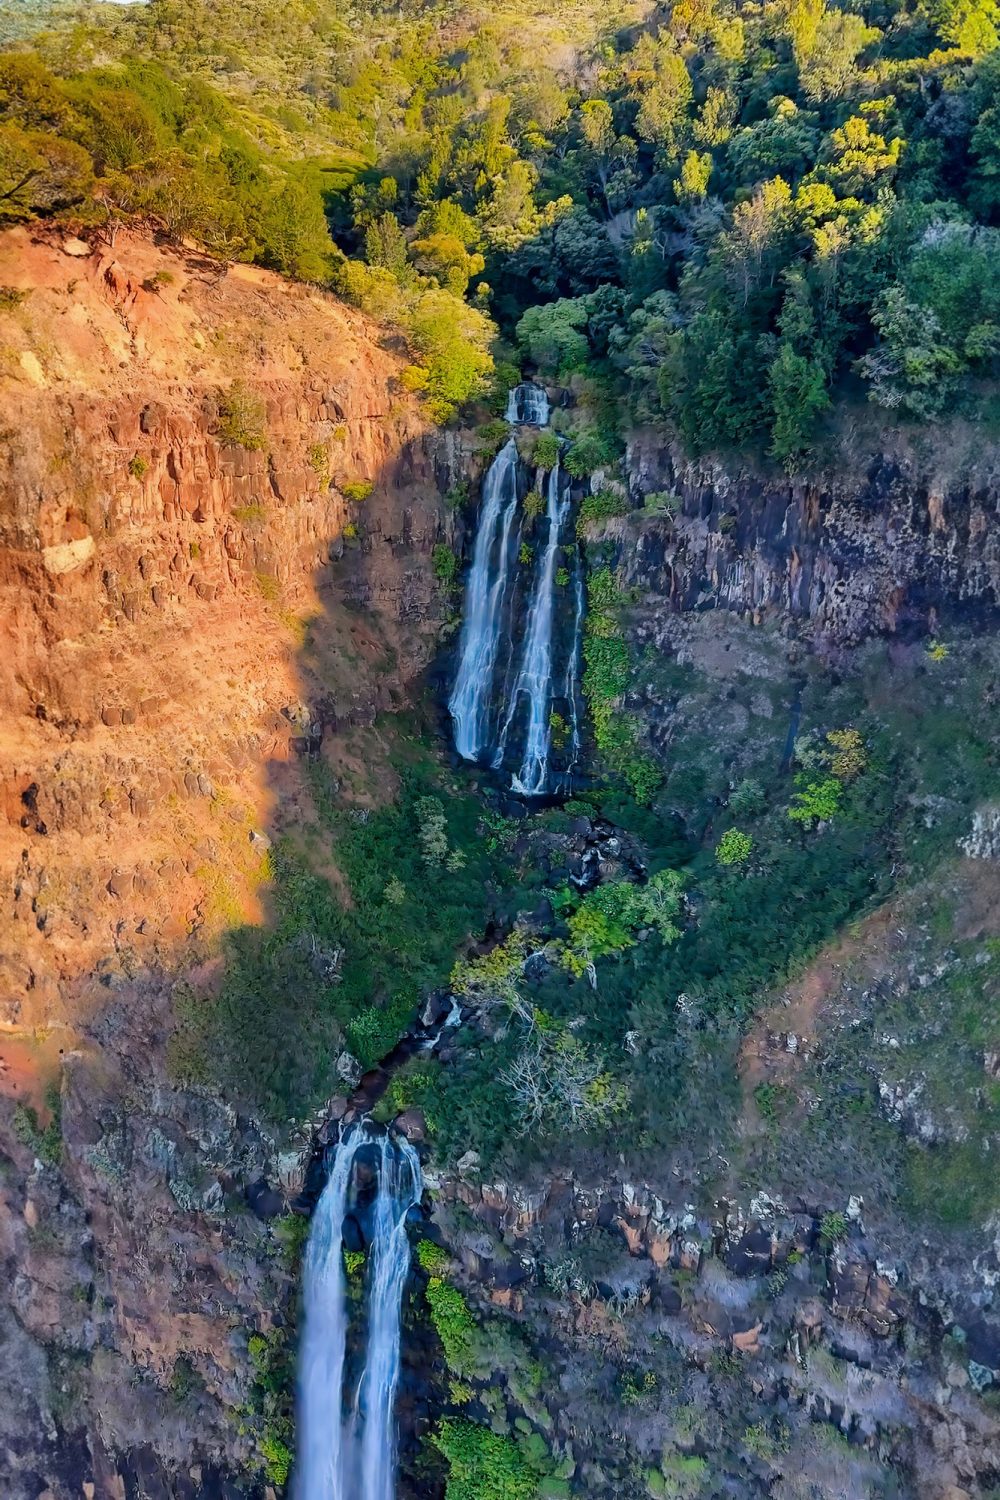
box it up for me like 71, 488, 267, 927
532, 432, 561, 469
425, 1278, 477, 1374
217, 381, 267, 451
788, 776, 843, 825
577, 488, 630, 534
127, 454, 148, 479
432, 543, 460, 588
432, 1419, 536, 1500
341, 478, 374, 503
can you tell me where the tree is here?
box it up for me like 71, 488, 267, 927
769, 342, 830, 463
502, 1027, 628, 1134
0, 122, 92, 220
516, 296, 590, 373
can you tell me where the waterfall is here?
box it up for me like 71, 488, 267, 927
295, 1125, 422, 1500
352, 1135, 422, 1500
504, 382, 550, 426
448, 438, 520, 761
449, 390, 585, 797
494, 462, 571, 796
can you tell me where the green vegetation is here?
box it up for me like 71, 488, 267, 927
715, 828, 752, 866
14, 0, 1000, 458
12, 1080, 62, 1166
341, 478, 374, 503
581, 567, 661, 803
432, 543, 460, 589
576, 488, 630, 534
433, 1419, 537, 1500
169, 764, 510, 1117
218, 381, 268, 451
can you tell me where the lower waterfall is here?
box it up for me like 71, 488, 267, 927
295, 1124, 422, 1500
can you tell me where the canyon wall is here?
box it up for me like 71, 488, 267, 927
622, 428, 1000, 646
0, 227, 452, 1498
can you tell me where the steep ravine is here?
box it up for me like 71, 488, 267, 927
1, 231, 998, 1500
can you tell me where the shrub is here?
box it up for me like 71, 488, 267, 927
432, 543, 459, 588
577, 489, 630, 534
217, 381, 267, 450
432, 1420, 536, 1500
729, 777, 765, 816
307, 441, 329, 479
416, 1238, 451, 1274
415, 795, 449, 867
563, 429, 619, 479
533, 432, 561, 469
0, 285, 28, 311
819, 1210, 848, 1245
341, 478, 374, 503
476, 419, 511, 458
826, 728, 867, 781
127, 454, 148, 479
522, 488, 544, 520
425, 1278, 477, 1374
716, 828, 752, 866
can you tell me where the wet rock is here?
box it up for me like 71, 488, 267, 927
246, 1179, 284, 1220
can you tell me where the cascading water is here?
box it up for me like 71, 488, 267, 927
449, 389, 586, 797
494, 461, 571, 796
505, 381, 550, 426
448, 438, 520, 762
295, 1124, 422, 1500
351, 1134, 422, 1500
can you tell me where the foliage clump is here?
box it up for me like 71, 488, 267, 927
715, 828, 753, 866
217, 381, 267, 451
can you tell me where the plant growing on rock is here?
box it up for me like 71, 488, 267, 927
341, 477, 374, 503
533, 432, 561, 470
522, 488, 544, 520
217, 380, 267, 450
432, 1419, 536, 1500
432, 543, 460, 588
577, 488, 630, 535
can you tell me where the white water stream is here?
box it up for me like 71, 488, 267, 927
449, 388, 584, 796
296, 1125, 422, 1500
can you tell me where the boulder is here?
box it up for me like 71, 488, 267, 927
394, 1109, 426, 1143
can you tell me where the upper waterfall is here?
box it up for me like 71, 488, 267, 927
448, 391, 585, 798
505, 382, 550, 426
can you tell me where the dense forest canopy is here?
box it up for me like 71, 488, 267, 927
5, 0, 1000, 457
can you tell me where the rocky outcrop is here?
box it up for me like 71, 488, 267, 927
622, 431, 1000, 646
429, 1165, 1000, 1498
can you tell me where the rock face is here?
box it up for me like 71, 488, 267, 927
622, 430, 1000, 645
0, 227, 452, 1496
0, 226, 449, 1028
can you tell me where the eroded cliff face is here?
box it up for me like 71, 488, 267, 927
0, 227, 450, 1497
622, 429, 1000, 646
